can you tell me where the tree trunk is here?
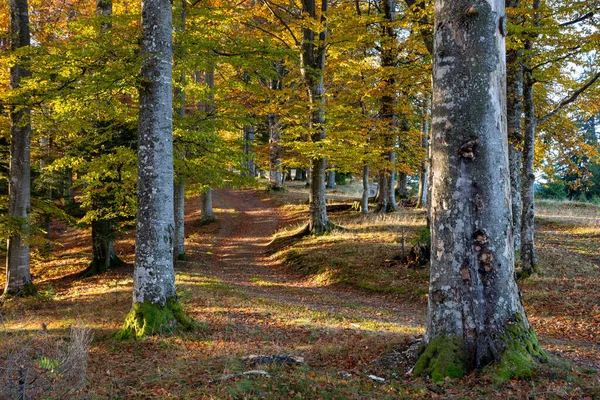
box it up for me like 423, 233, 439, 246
200, 187, 215, 223
361, 165, 369, 214
414, 0, 546, 382
117, 0, 196, 339
374, 1, 399, 214
268, 113, 284, 190
520, 0, 540, 278
301, 0, 332, 234
305, 167, 311, 187
396, 172, 408, 199
416, 95, 430, 209
5, 0, 34, 296
243, 125, 255, 176
506, 0, 523, 253
84, 219, 123, 276
173, 178, 186, 260
326, 170, 336, 189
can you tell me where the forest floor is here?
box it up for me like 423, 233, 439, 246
1, 184, 600, 399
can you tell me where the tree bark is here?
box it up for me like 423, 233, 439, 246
506, 0, 523, 253
84, 219, 124, 276
326, 170, 336, 189
117, 0, 196, 339
416, 95, 430, 209
200, 187, 215, 223
5, 0, 34, 296
361, 165, 369, 214
301, 0, 332, 234
173, 178, 186, 259
396, 172, 409, 199
374, 0, 399, 214
243, 124, 255, 176
268, 113, 284, 190
520, 0, 540, 278
414, 0, 546, 381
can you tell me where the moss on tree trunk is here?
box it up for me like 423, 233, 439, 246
413, 336, 467, 383
116, 297, 200, 340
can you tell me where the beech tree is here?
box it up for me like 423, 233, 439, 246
414, 0, 547, 381
4, 0, 34, 296
117, 0, 196, 339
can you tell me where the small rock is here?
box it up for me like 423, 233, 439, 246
368, 375, 386, 383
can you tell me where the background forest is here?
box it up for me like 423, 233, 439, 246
1, 0, 600, 398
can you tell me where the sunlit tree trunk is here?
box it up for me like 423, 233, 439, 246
374, 0, 399, 214
243, 125, 255, 176
361, 165, 369, 214
414, 0, 546, 381
416, 95, 430, 209
520, 0, 541, 277
301, 0, 332, 234
268, 113, 284, 190
506, 0, 523, 253
5, 0, 34, 296
117, 0, 196, 339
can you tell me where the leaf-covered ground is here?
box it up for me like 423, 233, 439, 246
1, 186, 599, 399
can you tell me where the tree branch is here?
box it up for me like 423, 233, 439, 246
538, 72, 600, 125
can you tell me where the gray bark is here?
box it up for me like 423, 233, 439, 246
326, 170, 336, 189
132, 0, 176, 305
173, 178, 186, 258
243, 125, 255, 176
268, 113, 284, 190
173, 0, 186, 261
416, 95, 430, 209
300, 0, 331, 233
5, 0, 33, 295
201, 187, 215, 223
374, 0, 399, 214
361, 165, 369, 214
396, 172, 408, 199
506, 0, 523, 252
420, 0, 533, 372
520, 0, 540, 276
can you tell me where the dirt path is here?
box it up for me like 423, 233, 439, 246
189, 188, 425, 327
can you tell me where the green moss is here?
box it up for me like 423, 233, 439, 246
177, 252, 189, 261
413, 336, 467, 383
489, 315, 548, 382
115, 297, 202, 340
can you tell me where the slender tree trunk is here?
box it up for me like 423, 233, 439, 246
416, 95, 430, 209
117, 0, 196, 339
85, 219, 123, 275
5, 0, 34, 296
301, 0, 332, 234
200, 187, 215, 223
520, 0, 540, 278
374, 0, 399, 214
326, 170, 336, 189
172, 0, 186, 261
361, 165, 369, 214
305, 167, 311, 187
243, 125, 255, 176
414, 0, 546, 381
268, 113, 284, 190
506, 0, 523, 253
173, 178, 186, 259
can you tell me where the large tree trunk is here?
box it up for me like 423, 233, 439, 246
374, 1, 399, 214
361, 165, 369, 214
506, 0, 523, 253
117, 0, 196, 339
520, 0, 540, 278
5, 0, 34, 296
414, 0, 546, 382
301, 0, 332, 234
396, 172, 408, 199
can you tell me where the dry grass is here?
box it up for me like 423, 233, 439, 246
0, 190, 598, 398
